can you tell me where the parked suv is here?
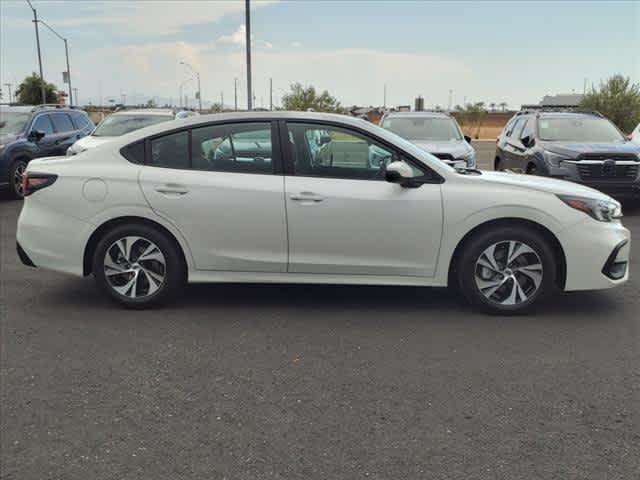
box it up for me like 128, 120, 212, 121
495, 107, 640, 197
0, 104, 94, 198
380, 111, 476, 168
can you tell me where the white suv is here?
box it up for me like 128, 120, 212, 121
17, 112, 630, 314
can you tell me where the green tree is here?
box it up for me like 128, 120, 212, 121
15, 73, 59, 104
281, 83, 344, 113
580, 74, 640, 133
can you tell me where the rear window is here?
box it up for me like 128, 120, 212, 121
72, 112, 92, 130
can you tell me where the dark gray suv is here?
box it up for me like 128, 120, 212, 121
495, 107, 640, 198
0, 104, 94, 198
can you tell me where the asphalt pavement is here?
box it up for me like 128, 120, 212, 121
1, 156, 639, 479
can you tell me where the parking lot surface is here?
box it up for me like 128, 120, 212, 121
1, 182, 639, 479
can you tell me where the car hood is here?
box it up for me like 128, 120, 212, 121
411, 140, 473, 158
0, 133, 18, 146
539, 141, 640, 157
73, 135, 114, 149
477, 171, 612, 201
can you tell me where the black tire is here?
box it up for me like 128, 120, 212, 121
92, 223, 184, 308
8, 159, 28, 199
494, 157, 503, 171
457, 225, 557, 314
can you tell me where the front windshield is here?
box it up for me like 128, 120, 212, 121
93, 114, 172, 137
382, 117, 462, 141
538, 117, 625, 143
0, 111, 31, 135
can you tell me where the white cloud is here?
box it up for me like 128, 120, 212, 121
291, 42, 302, 48
50, 1, 279, 35
218, 25, 252, 46
70, 41, 472, 108
263, 41, 274, 49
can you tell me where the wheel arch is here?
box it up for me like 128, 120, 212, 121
447, 217, 567, 290
83, 216, 189, 277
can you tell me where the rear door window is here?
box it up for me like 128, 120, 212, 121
50, 113, 75, 133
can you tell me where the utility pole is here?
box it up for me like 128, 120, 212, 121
448, 89, 452, 111
269, 78, 273, 110
234, 77, 238, 111
4, 83, 13, 103
383, 84, 387, 108
73, 87, 78, 105
220, 91, 224, 110
26, 0, 46, 104
245, 0, 252, 110
36, 19, 73, 105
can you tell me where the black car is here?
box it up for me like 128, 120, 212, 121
0, 104, 94, 198
494, 107, 640, 198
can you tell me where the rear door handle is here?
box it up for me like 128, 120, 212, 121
290, 192, 325, 202
154, 184, 189, 196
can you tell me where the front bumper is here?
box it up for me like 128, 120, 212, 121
558, 218, 630, 291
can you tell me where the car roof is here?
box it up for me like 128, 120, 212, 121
0, 105, 88, 115
383, 111, 451, 119
112, 109, 174, 117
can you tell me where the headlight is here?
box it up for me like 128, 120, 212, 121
557, 195, 622, 222
457, 150, 476, 167
545, 151, 570, 167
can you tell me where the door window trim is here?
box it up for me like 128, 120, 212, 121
140, 119, 283, 175
281, 119, 444, 184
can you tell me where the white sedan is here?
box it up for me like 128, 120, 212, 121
17, 112, 630, 314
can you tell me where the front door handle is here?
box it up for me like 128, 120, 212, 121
154, 184, 189, 196
290, 192, 324, 202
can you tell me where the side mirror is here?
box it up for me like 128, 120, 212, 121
464, 135, 472, 143
29, 130, 46, 141
521, 135, 534, 148
385, 161, 419, 187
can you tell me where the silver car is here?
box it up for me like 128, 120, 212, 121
380, 111, 476, 167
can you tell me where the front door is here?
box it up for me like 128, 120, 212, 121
29, 114, 58, 157
283, 122, 443, 277
138, 122, 287, 272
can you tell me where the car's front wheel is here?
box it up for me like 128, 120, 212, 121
92, 224, 184, 308
457, 226, 557, 314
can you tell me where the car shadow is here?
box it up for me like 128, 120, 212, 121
33, 277, 625, 324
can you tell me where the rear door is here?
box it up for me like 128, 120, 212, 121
138, 121, 287, 272
282, 121, 443, 277
49, 112, 79, 155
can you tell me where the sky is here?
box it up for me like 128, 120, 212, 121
1, 0, 638, 109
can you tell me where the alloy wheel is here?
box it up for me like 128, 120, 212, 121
474, 240, 543, 306
103, 236, 166, 298
13, 162, 26, 197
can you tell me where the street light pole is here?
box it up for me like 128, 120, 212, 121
234, 78, 238, 111
36, 19, 73, 106
25, 0, 46, 104
4, 83, 13, 103
179, 62, 202, 111
245, 0, 252, 110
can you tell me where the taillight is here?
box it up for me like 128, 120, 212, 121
22, 172, 57, 196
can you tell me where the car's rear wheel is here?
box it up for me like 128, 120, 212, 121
9, 159, 27, 199
92, 224, 184, 308
457, 226, 557, 314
